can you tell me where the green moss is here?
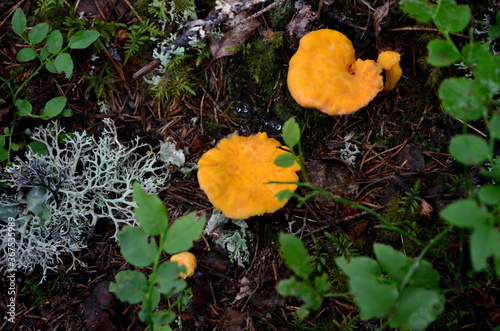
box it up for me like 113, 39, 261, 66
21, 275, 58, 307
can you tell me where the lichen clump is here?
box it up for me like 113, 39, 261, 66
0, 120, 176, 280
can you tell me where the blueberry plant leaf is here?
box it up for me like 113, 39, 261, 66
449, 134, 490, 165
163, 212, 206, 254
274, 153, 296, 168
17, 48, 37, 62
374, 244, 412, 283
282, 117, 300, 148
427, 39, 461, 67
438, 78, 487, 121
133, 182, 168, 236
69, 30, 100, 49
390, 287, 444, 330
117, 226, 157, 268
28, 23, 49, 44
279, 233, 314, 279
156, 261, 186, 295
46, 30, 63, 54
41, 96, 67, 118
434, 3, 471, 33
109, 270, 148, 304
12, 8, 26, 36
440, 199, 489, 228
54, 53, 74, 79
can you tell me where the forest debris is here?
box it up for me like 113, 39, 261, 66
399, 144, 425, 172
209, 15, 259, 59
83, 281, 116, 331
133, 0, 276, 80
286, 2, 314, 37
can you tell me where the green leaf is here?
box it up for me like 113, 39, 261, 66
277, 277, 321, 313
15, 99, 32, 116
449, 134, 490, 165
479, 185, 500, 206
349, 277, 398, 320
17, 48, 37, 62
282, 117, 300, 148
109, 270, 148, 304
133, 182, 168, 236
275, 189, 295, 202
156, 261, 186, 294
40, 48, 50, 60
0, 149, 8, 162
62, 108, 73, 117
41, 96, 67, 118
274, 153, 296, 168
462, 43, 500, 98
12, 8, 26, 36
434, 4, 471, 33
470, 227, 500, 272
0, 136, 4, 148
390, 287, 444, 330
440, 199, 489, 228
438, 78, 487, 121
163, 212, 206, 254
28, 23, 49, 44
279, 233, 314, 279
28, 140, 49, 155
398, 0, 434, 22
54, 53, 73, 79
151, 310, 176, 327
117, 226, 157, 268
410, 260, 441, 290
490, 114, 500, 141
69, 30, 100, 49
427, 39, 461, 66
373, 244, 412, 283
46, 30, 63, 54
45, 59, 58, 73
335, 256, 381, 279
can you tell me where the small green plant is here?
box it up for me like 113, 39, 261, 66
400, 0, 500, 276
277, 233, 332, 319
0, 8, 100, 163
274, 117, 451, 328
109, 183, 206, 330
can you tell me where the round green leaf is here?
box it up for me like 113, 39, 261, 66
12, 8, 26, 36
279, 233, 314, 279
117, 226, 157, 268
164, 212, 206, 254
54, 53, 74, 79
45, 59, 58, 73
434, 4, 471, 33
28, 23, 49, 44
274, 153, 296, 168
0, 148, 8, 162
46, 30, 63, 54
399, 0, 434, 22
438, 78, 487, 121
15, 99, 32, 116
440, 199, 488, 228
349, 277, 398, 320
17, 48, 37, 62
478, 185, 500, 206
282, 117, 300, 148
109, 270, 148, 304
391, 287, 444, 330
489, 115, 500, 141
69, 30, 100, 49
41, 96, 67, 118
427, 39, 460, 67
133, 182, 168, 236
449, 134, 490, 165
275, 189, 295, 202
62, 108, 73, 117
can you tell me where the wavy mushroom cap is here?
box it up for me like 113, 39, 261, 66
170, 252, 197, 279
287, 29, 384, 115
197, 133, 300, 219
376, 51, 402, 91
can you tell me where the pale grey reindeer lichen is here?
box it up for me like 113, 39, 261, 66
0, 119, 178, 281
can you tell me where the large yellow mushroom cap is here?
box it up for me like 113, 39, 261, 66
197, 133, 300, 219
287, 29, 384, 115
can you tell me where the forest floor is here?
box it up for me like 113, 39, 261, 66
0, 0, 499, 330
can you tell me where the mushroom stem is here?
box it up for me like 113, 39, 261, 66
377, 51, 402, 91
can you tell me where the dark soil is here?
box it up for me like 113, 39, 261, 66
1, 0, 499, 330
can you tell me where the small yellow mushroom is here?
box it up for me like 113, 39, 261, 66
170, 252, 197, 279
376, 51, 402, 91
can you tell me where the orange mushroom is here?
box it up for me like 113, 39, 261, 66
170, 252, 197, 279
287, 29, 384, 115
197, 133, 300, 219
376, 51, 402, 91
